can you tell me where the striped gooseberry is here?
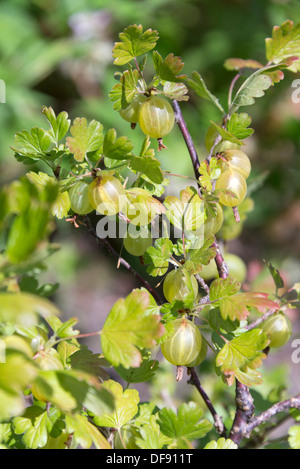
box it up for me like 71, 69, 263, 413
69, 180, 93, 215
119, 94, 147, 123
215, 170, 247, 207
138, 96, 175, 139
123, 228, 152, 256
204, 203, 224, 236
163, 268, 198, 304
220, 149, 251, 180
88, 174, 126, 216
261, 313, 292, 348
186, 338, 207, 367
161, 317, 202, 366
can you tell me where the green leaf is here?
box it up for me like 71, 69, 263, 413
115, 350, 159, 383
46, 316, 79, 338
130, 155, 163, 184
264, 260, 285, 291
186, 71, 225, 113
210, 277, 241, 301
41, 106, 70, 144
135, 415, 171, 449
266, 20, 300, 72
158, 402, 212, 448
209, 121, 243, 146
129, 137, 164, 184
0, 292, 60, 327
210, 277, 279, 322
26, 171, 70, 220
152, 51, 187, 82
208, 307, 240, 334
112, 24, 159, 66
215, 329, 270, 386
66, 117, 103, 163
65, 413, 111, 449
231, 68, 274, 108
288, 425, 300, 449
144, 238, 173, 277
109, 69, 140, 111
67, 348, 110, 381
103, 128, 134, 160
204, 437, 238, 449
11, 127, 52, 161
162, 81, 189, 101
13, 406, 48, 449
198, 157, 222, 191
227, 113, 254, 140
101, 289, 164, 368
184, 234, 217, 275
92, 380, 139, 430
0, 349, 37, 421
31, 369, 114, 416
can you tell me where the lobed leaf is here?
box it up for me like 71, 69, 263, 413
112, 24, 159, 66
266, 20, 300, 72
184, 234, 217, 275
103, 128, 134, 160
101, 289, 164, 368
144, 238, 174, 277
153, 51, 187, 82
227, 113, 254, 140
66, 117, 103, 163
41, 106, 70, 144
109, 69, 140, 111
66, 413, 111, 449
204, 437, 238, 449
158, 402, 212, 448
92, 380, 139, 430
209, 120, 243, 145
216, 329, 270, 386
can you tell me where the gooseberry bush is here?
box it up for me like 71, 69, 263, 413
1, 22, 300, 451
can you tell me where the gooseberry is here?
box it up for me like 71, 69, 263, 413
163, 268, 198, 304
161, 317, 202, 366
220, 149, 251, 180
88, 174, 126, 215
215, 170, 247, 207
69, 180, 93, 215
138, 96, 175, 139
119, 94, 147, 123
261, 313, 292, 348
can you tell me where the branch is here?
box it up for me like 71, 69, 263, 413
242, 394, 300, 439
212, 240, 229, 279
246, 309, 277, 331
187, 367, 227, 437
82, 215, 163, 305
172, 100, 201, 180
229, 381, 255, 445
173, 99, 257, 448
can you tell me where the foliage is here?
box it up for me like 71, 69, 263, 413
0, 17, 300, 451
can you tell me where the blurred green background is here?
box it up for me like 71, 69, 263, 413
0, 0, 300, 399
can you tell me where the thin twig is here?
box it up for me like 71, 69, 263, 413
188, 367, 227, 437
82, 215, 163, 305
246, 310, 278, 331
241, 394, 300, 439
172, 100, 201, 180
